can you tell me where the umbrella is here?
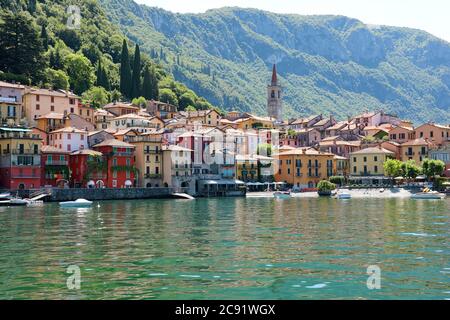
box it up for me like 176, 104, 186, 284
442, 182, 450, 186
394, 176, 404, 180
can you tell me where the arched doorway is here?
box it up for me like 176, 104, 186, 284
18, 183, 25, 190
146, 183, 152, 188
124, 180, 133, 188
96, 180, 104, 188
181, 182, 189, 188
163, 183, 169, 188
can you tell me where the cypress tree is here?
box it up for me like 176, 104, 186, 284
40, 25, 48, 50
130, 43, 141, 99
96, 59, 103, 86
141, 65, 152, 100
120, 39, 132, 98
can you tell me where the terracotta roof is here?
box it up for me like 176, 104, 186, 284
326, 121, 349, 131
277, 147, 335, 157
0, 81, 25, 89
26, 88, 79, 98
94, 109, 115, 117
351, 147, 394, 155
37, 112, 65, 120
113, 113, 149, 120
50, 126, 87, 134
290, 115, 320, 125
71, 149, 103, 156
401, 138, 434, 147
41, 145, 70, 154
103, 102, 139, 110
93, 139, 135, 148
163, 145, 193, 152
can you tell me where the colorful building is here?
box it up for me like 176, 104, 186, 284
414, 123, 450, 146
92, 139, 136, 188
0, 127, 42, 189
128, 134, 164, 188
162, 145, 194, 191
48, 127, 88, 152
23, 88, 80, 126
275, 148, 335, 189
69, 149, 105, 188
400, 138, 436, 165
350, 147, 395, 176
0, 81, 25, 126
41, 145, 70, 187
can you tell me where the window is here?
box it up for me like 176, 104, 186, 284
70, 98, 75, 105
374, 166, 378, 173
363, 157, 367, 162
353, 157, 357, 163
36, 95, 40, 102
113, 158, 117, 166
51, 105, 54, 111
70, 108, 74, 113
67, 134, 71, 140
67, 144, 71, 151
430, 131, 434, 138
155, 167, 159, 174
36, 104, 40, 110
374, 156, 378, 162
51, 96, 54, 103
81, 134, 84, 140
126, 158, 130, 166
112, 180, 117, 187
113, 170, 117, 178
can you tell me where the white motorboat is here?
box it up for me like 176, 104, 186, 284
273, 191, 291, 199
411, 192, 446, 200
59, 199, 93, 207
8, 198, 30, 206
0, 192, 11, 200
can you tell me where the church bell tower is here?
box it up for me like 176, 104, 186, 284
267, 64, 282, 121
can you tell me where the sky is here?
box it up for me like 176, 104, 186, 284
134, 0, 450, 42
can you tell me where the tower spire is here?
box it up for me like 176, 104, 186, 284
271, 64, 278, 85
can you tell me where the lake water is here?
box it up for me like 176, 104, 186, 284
0, 197, 449, 300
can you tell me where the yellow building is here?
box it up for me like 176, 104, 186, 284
179, 109, 222, 126
350, 146, 395, 176
400, 138, 435, 165
128, 134, 163, 188
275, 148, 335, 189
233, 115, 275, 130
235, 154, 259, 182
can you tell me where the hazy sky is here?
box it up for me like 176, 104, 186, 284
135, 0, 450, 42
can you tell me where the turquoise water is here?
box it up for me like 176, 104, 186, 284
0, 197, 449, 300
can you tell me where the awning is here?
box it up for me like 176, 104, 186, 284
0, 127, 32, 132
201, 180, 218, 185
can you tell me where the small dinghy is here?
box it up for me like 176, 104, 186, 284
59, 199, 93, 207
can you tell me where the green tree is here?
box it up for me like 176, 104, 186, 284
40, 25, 49, 51
257, 143, 273, 157
82, 86, 109, 108
179, 92, 196, 110
141, 65, 158, 100
130, 44, 141, 99
422, 159, 445, 180
120, 39, 132, 98
402, 160, 422, 180
383, 159, 403, 178
185, 105, 197, 112
110, 89, 122, 102
45, 68, 69, 90
317, 180, 336, 192
65, 53, 95, 95
159, 88, 178, 105
0, 11, 46, 81
96, 59, 110, 91
132, 96, 147, 107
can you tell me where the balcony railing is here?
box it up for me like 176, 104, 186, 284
144, 149, 161, 154
308, 163, 322, 168
11, 174, 41, 179
4, 149, 39, 155
144, 173, 162, 179
405, 152, 415, 156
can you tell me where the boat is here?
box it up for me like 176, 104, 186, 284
273, 191, 291, 199
336, 192, 352, 199
411, 192, 446, 200
0, 192, 11, 200
59, 199, 93, 207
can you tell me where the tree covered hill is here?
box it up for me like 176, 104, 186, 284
0, 0, 217, 112
100, 0, 450, 123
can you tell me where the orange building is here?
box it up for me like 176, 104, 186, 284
400, 138, 436, 165
275, 147, 335, 189
389, 125, 415, 144
414, 123, 450, 146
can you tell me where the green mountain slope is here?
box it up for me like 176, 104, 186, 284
0, 0, 216, 112
100, 0, 450, 123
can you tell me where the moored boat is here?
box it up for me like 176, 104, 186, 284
411, 192, 446, 200
273, 191, 291, 199
59, 199, 93, 207
336, 192, 352, 199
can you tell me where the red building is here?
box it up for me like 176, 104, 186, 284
92, 139, 136, 188
0, 127, 42, 190
41, 145, 70, 187
69, 149, 105, 188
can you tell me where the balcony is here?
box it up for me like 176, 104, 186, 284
173, 164, 192, 170
144, 173, 162, 179
307, 173, 322, 178
4, 149, 39, 155
405, 152, 415, 156
308, 163, 322, 168
11, 174, 40, 179
144, 149, 161, 154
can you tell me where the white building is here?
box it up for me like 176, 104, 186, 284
48, 127, 88, 152
108, 113, 164, 134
